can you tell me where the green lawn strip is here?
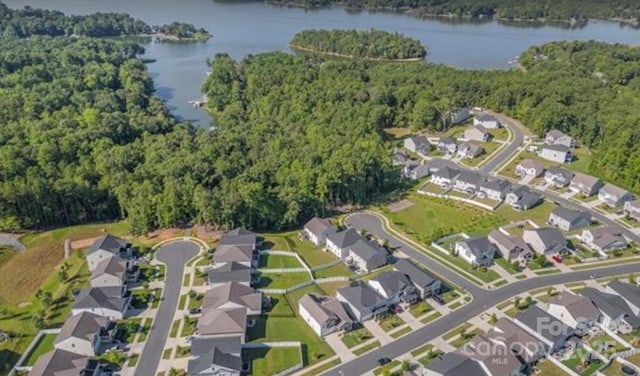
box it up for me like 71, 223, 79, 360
265, 294, 295, 317
138, 318, 152, 342
195, 255, 211, 267
373, 360, 401, 375
284, 284, 324, 315
299, 358, 341, 376
316, 281, 349, 296
127, 353, 139, 367
535, 358, 571, 375
257, 272, 311, 290
441, 289, 461, 304
411, 344, 434, 358
23, 333, 57, 366
263, 233, 337, 267
420, 312, 442, 324
494, 257, 520, 275
169, 319, 181, 338
418, 350, 444, 366
620, 330, 640, 346
585, 333, 628, 353
259, 254, 303, 269
357, 265, 395, 282
493, 279, 508, 288
533, 268, 561, 275
340, 326, 374, 348
450, 328, 484, 348
562, 350, 603, 376
449, 301, 463, 310
116, 318, 142, 343
572, 257, 640, 270
150, 288, 162, 309
182, 273, 191, 287
180, 316, 198, 337
515, 274, 528, 280
162, 348, 172, 359
460, 140, 501, 168
177, 294, 187, 310
377, 313, 404, 332
442, 323, 472, 341
352, 341, 380, 356
312, 263, 353, 279
390, 326, 411, 339
408, 300, 433, 318
243, 346, 302, 376
176, 345, 191, 358
188, 293, 203, 310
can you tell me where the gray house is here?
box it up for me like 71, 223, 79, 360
570, 173, 603, 197
392, 259, 441, 299
437, 137, 458, 154
547, 291, 600, 332
473, 113, 501, 128
188, 336, 242, 376
71, 286, 130, 320
547, 207, 592, 232
404, 135, 432, 155
404, 163, 431, 181
213, 245, 255, 267
453, 170, 482, 194
299, 293, 353, 337
624, 200, 640, 221
453, 236, 497, 267
30, 349, 100, 376
514, 305, 574, 354
54, 312, 114, 357
347, 239, 388, 273
545, 129, 576, 148
463, 124, 489, 142
303, 217, 336, 246
544, 167, 574, 188
522, 228, 568, 255
581, 287, 640, 330
478, 179, 511, 201
581, 227, 628, 253
430, 166, 460, 188
368, 271, 418, 304
539, 144, 572, 164
606, 281, 640, 316
456, 141, 484, 159
208, 261, 252, 287
89, 257, 129, 288
87, 235, 131, 272
423, 352, 488, 376
488, 230, 533, 264
197, 307, 247, 340
337, 282, 389, 322
598, 183, 634, 207
219, 228, 257, 249
450, 107, 470, 125
505, 186, 542, 211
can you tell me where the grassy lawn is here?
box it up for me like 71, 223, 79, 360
180, 317, 198, 337
460, 140, 501, 168
373, 360, 401, 376
443, 323, 472, 341
258, 254, 303, 269
299, 358, 341, 376
341, 326, 374, 348
377, 313, 405, 332
23, 333, 57, 366
0, 247, 15, 269
420, 312, 441, 324
247, 317, 334, 366
419, 182, 450, 195
488, 127, 510, 141
495, 200, 556, 226
442, 251, 501, 283
262, 232, 337, 267
450, 328, 484, 348
494, 257, 520, 275
585, 333, 628, 354
411, 344, 434, 357
178, 294, 187, 310
257, 272, 311, 290
169, 319, 181, 338
244, 347, 302, 376
312, 263, 353, 279
138, 318, 151, 342
499, 151, 557, 177
182, 273, 191, 287
317, 281, 349, 296
620, 330, 640, 346
626, 352, 640, 367
418, 349, 444, 366
162, 348, 172, 359
562, 351, 603, 376
265, 295, 295, 317
390, 326, 411, 338
535, 358, 570, 375
127, 353, 139, 367
568, 146, 594, 175
352, 341, 380, 356
284, 285, 324, 315
408, 300, 433, 318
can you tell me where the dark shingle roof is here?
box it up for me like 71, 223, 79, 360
55, 312, 109, 345
90, 256, 127, 281
551, 207, 591, 224
338, 282, 386, 313
425, 352, 488, 376
581, 287, 640, 328
608, 281, 640, 309
370, 271, 413, 297
433, 166, 460, 180
188, 346, 242, 374
208, 261, 252, 285
304, 217, 335, 237
88, 234, 128, 256
458, 236, 497, 259
546, 167, 574, 181
219, 228, 256, 246
393, 259, 439, 289
191, 336, 242, 357
516, 305, 573, 343
30, 349, 95, 376
72, 286, 128, 313
348, 239, 386, 262
327, 228, 361, 249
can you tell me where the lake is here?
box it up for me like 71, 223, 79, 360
6, 0, 640, 126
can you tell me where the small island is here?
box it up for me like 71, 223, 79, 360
150, 22, 212, 42
290, 29, 427, 61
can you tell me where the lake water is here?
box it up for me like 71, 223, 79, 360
6, 0, 640, 126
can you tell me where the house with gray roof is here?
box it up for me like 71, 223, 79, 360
347, 239, 388, 273
423, 352, 488, 376
456, 141, 484, 159
478, 179, 511, 201
464, 124, 489, 142
489, 318, 546, 366
208, 261, 252, 287
547, 207, 592, 232
423, 158, 458, 174
547, 291, 600, 332
514, 305, 574, 354
488, 230, 533, 264
545, 129, 576, 148
54, 312, 114, 357
522, 228, 568, 255
86, 234, 131, 272
450, 107, 470, 125
437, 137, 457, 155
453, 236, 497, 267
201, 282, 263, 316
539, 144, 572, 164
430, 166, 460, 188
368, 271, 418, 304
197, 307, 247, 340
71, 286, 130, 320
188, 345, 242, 376
30, 349, 100, 376
299, 293, 353, 337
606, 281, 640, 316
505, 185, 542, 211
464, 334, 526, 376
570, 173, 603, 197
393, 259, 441, 299
598, 183, 634, 207
624, 199, 640, 221
404, 163, 431, 180
404, 135, 432, 155
581, 287, 640, 331
474, 113, 501, 128
581, 227, 628, 254
326, 228, 361, 259
392, 148, 409, 166
213, 244, 255, 267
219, 228, 257, 249
544, 167, 574, 188
453, 170, 482, 194
303, 217, 336, 246
515, 159, 544, 178
89, 257, 128, 288
337, 282, 390, 322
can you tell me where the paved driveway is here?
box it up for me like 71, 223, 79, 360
134, 240, 199, 376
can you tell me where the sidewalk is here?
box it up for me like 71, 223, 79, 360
324, 332, 356, 362
490, 264, 517, 283
364, 320, 393, 345
398, 310, 422, 330
427, 298, 451, 316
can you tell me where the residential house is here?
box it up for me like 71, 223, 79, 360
219, 228, 257, 250
188, 336, 242, 376
453, 170, 482, 194
197, 307, 247, 340
326, 228, 361, 259
404, 135, 432, 155
488, 230, 533, 264
71, 286, 130, 320
299, 293, 353, 337
303, 217, 336, 246
606, 281, 640, 316
514, 305, 574, 354
54, 312, 114, 356
437, 137, 457, 155
392, 259, 441, 299
581, 288, 640, 331
404, 163, 431, 181
457, 141, 484, 159
89, 257, 128, 288
212, 245, 255, 267
489, 318, 546, 368
201, 282, 263, 316
347, 239, 388, 273
624, 200, 640, 221
337, 282, 389, 322
30, 349, 101, 376
598, 183, 634, 207
473, 113, 501, 128
392, 148, 410, 166
505, 186, 542, 211
464, 125, 489, 142
478, 179, 511, 201
86, 235, 131, 272
464, 334, 527, 376
581, 227, 628, 253
569, 173, 603, 197
368, 271, 418, 304
453, 236, 497, 267
547, 207, 592, 232
545, 129, 576, 148
522, 228, 568, 255
208, 261, 252, 287
430, 166, 460, 188
423, 352, 488, 376
544, 167, 574, 188
515, 159, 544, 178
547, 291, 600, 332
423, 158, 458, 174
450, 107, 470, 125
539, 144, 572, 164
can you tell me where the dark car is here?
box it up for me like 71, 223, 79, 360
189, 307, 202, 314
433, 295, 445, 306
378, 357, 391, 366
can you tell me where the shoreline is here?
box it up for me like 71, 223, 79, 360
289, 44, 425, 62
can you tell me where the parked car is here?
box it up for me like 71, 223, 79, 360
189, 308, 202, 314
552, 255, 562, 264
378, 357, 391, 366
433, 295, 445, 306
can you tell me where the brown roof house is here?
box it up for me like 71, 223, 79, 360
201, 282, 263, 316
569, 173, 603, 197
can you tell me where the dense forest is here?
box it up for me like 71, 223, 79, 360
290, 29, 426, 60
155, 22, 211, 41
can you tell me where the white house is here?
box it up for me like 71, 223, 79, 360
456, 141, 483, 159
86, 235, 131, 272
539, 144, 572, 164
54, 312, 114, 356
545, 129, 576, 148
347, 239, 388, 273
547, 291, 600, 332
299, 293, 353, 337
515, 159, 544, 178
368, 271, 418, 305
453, 236, 496, 267
547, 207, 591, 232
463, 124, 489, 142
325, 228, 361, 259
570, 173, 603, 197
478, 179, 511, 201
303, 217, 336, 246
453, 171, 482, 194
437, 137, 457, 154
598, 183, 634, 207
581, 227, 628, 254
522, 228, 568, 255
430, 166, 460, 188
544, 167, 574, 188
71, 286, 130, 320
473, 113, 501, 128
624, 200, 640, 221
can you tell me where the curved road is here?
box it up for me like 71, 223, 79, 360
134, 240, 200, 376
323, 213, 640, 376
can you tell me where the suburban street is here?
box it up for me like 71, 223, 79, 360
134, 240, 200, 376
